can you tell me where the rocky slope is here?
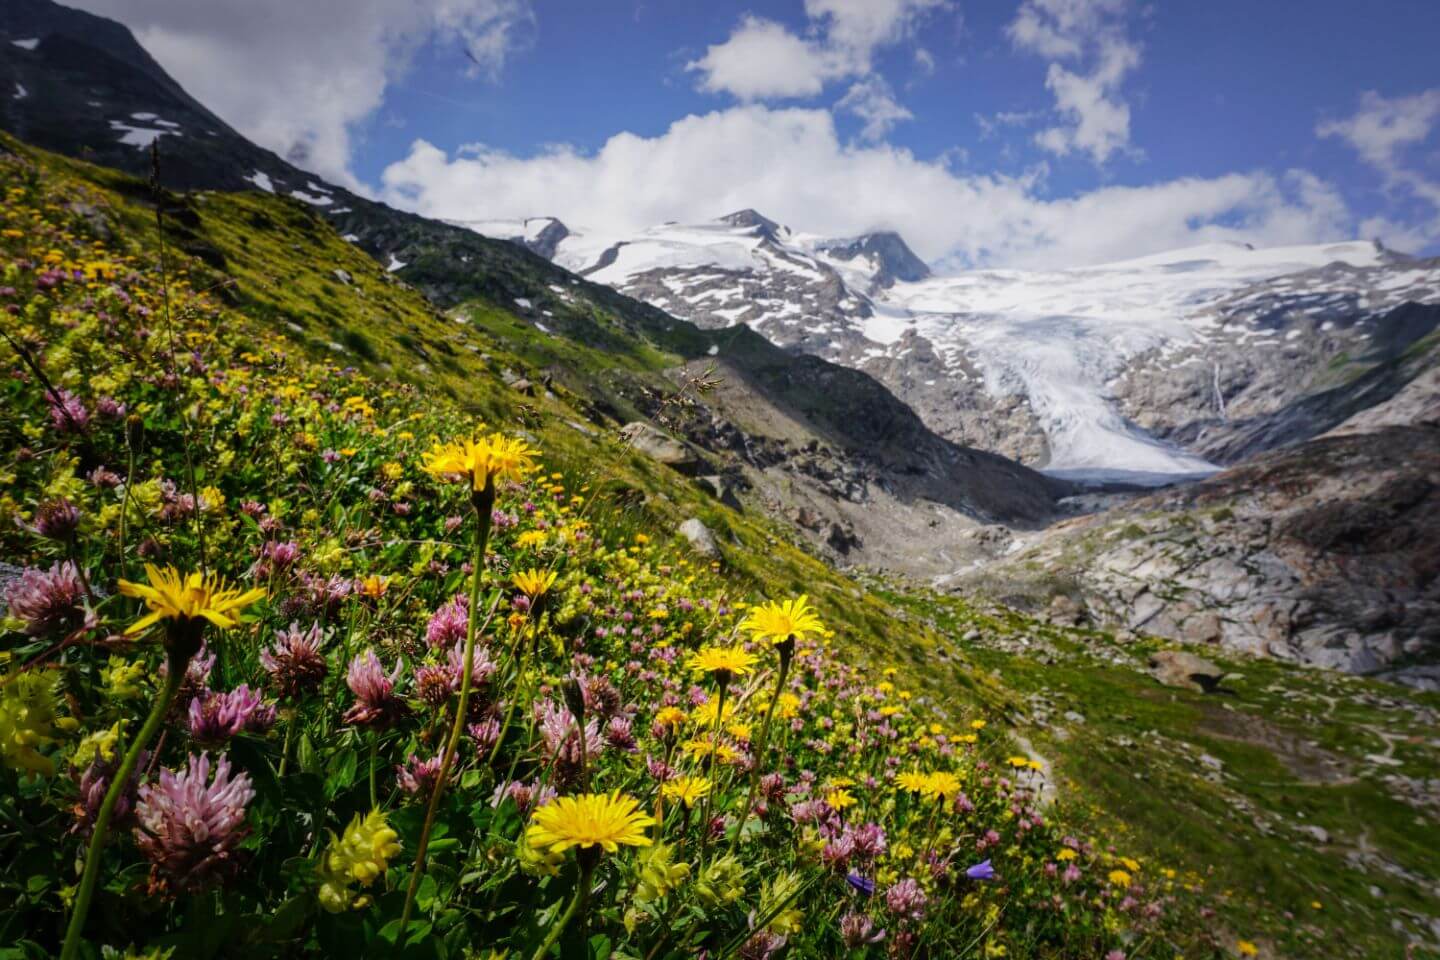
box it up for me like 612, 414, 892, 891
949, 424, 1440, 687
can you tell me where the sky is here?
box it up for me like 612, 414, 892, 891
68, 0, 1440, 270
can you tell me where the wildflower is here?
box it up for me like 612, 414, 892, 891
634, 842, 691, 904
421, 433, 538, 490
662, 775, 712, 808
896, 770, 931, 794
686, 645, 758, 681
188, 685, 275, 743
511, 568, 557, 599
259, 622, 327, 700
47, 388, 89, 433
846, 873, 876, 896
1056, 847, 1078, 861
740, 595, 824, 645
525, 791, 655, 855
317, 809, 402, 912
0, 671, 72, 775
1108, 869, 1133, 887
1237, 942, 1259, 957
922, 771, 962, 802
425, 595, 468, 649
759, 871, 806, 935
356, 574, 388, 600
343, 649, 406, 729
396, 754, 444, 796
884, 878, 928, 922
3, 560, 90, 636
825, 788, 858, 811
31, 498, 82, 540
695, 854, 747, 907
72, 750, 146, 837
133, 753, 254, 892
116, 565, 265, 655
840, 912, 885, 947
970, 719, 987, 730
966, 859, 996, 881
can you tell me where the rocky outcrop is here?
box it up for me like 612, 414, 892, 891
954, 425, 1440, 687
678, 518, 721, 559
1148, 650, 1226, 692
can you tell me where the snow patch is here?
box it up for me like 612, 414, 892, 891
12, 83, 25, 100
12, 38, 40, 51
245, 171, 275, 193
289, 189, 333, 206
108, 120, 178, 150
386, 254, 406, 273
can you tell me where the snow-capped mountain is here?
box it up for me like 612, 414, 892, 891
474, 210, 1440, 483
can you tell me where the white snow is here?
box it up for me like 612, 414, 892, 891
386, 254, 406, 273
289, 189, 333, 206
514, 297, 532, 310
108, 120, 178, 150
245, 171, 275, 193
12, 38, 40, 51
130, 112, 179, 128
341, 234, 360, 243
12, 83, 25, 100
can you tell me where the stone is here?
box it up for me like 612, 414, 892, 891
678, 518, 720, 559
510, 378, 535, 395
697, 475, 743, 510
332, 268, 353, 285
620, 422, 701, 474
1148, 650, 1227, 693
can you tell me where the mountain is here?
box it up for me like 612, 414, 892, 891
0, 0, 1067, 577
487, 209, 1440, 484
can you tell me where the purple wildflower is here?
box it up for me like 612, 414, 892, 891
884, 878, 928, 922
343, 649, 406, 729
2, 560, 90, 635
259, 622, 327, 700
846, 873, 877, 896
188, 685, 275, 743
47, 389, 89, 433
133, 753, 254, 893
839, 912, 885, 947
966, 859, 996, 881
425, 595, 468, 650
396, 754, 444, 796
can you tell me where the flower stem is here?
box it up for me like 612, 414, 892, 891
60, 653, 186, 960
400, 479, 493, 932
528, 855, 596, 960
697, 679, 727, 859
728, 645, 791, 854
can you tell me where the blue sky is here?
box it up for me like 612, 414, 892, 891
79, 0, 1440, 267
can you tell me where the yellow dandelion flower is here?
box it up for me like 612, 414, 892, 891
421, 433, 538, 490
824, 788, 857, 810
116, 564, 265, 636
661, 776, 712, 807
1119, 856, 1141, 872
1056, 848, 1078, 862
896, 771, 931, 794
1107, 869, 1132, 887
526, 791, 655, 854
740, 595, 825, 644
923, 771, 962, 801
970, 719, 987, 730
685, 646, 758, 679
681, 737, 739, 765
1006, 756, 1031, 769
1237, 941, 1259, 957
357, 575, 389, 600
511, 568, 558, 599
654, 706, 687, 729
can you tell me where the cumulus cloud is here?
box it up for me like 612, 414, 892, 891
686, 0, 946, 102
1317, 89, 1440, 247
378, 105, 1354, 270
68, 0, 534, 188
837, 77, 913, 141
1008, 0, 1140, 164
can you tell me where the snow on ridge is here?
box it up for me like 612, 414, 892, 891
289, 189, 333, 206
108, 120, 178, 150
245, 171, 275, 193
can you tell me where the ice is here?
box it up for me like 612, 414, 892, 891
245, 171, 275, 193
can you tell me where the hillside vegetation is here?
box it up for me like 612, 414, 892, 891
0, 136, 1435, 959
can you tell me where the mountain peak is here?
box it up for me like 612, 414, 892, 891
719, 208, 783, 239
816, 230, 930, 286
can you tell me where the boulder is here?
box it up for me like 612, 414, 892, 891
1148, 649, 1227, 693
332, 268, 353, 285
678, 518, 721, 559
696, 474, 742, 510
620, 422, 700, 474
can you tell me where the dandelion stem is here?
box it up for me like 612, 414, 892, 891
528, 855, 595, 960
728, 641, 792, 854
697, 679, 727, 859
400, 478, 494, 931
60, 652, 186, 960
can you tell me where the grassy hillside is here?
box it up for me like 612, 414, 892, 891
1, 134, 1435, 959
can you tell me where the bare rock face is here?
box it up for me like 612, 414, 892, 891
958, 424, 1440, 688
678, 518, 721, 559
1149, 650, 1226, 692
620, 422, 701, 474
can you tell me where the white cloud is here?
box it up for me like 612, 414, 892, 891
379, 105, 1354, 270
837, 77, 913, 141
1008, 0, 1140, 164
1317, 89, 1440, 248
68, 0, 533, 188
685, 15, 845, 100
686, 0, 946, 102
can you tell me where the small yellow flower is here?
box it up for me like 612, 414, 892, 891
922, 771, 962, 801
970, 719, 986, 730
1056, 848, 1078, 862
357, 575, 389, 600
654, 706, 687, 729
661, 776, 712, 807
1107, 869, 1132, 888
1237, 941, 1259, 957
896, 771, 931, 794
116, 564, 265, 636
740, 595, 824, 644
1006, 756, 1031, 769
685, 646, 758, 679
824, 788, 857, 810
526, 791, 655, 854
511, 568, 558, 599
